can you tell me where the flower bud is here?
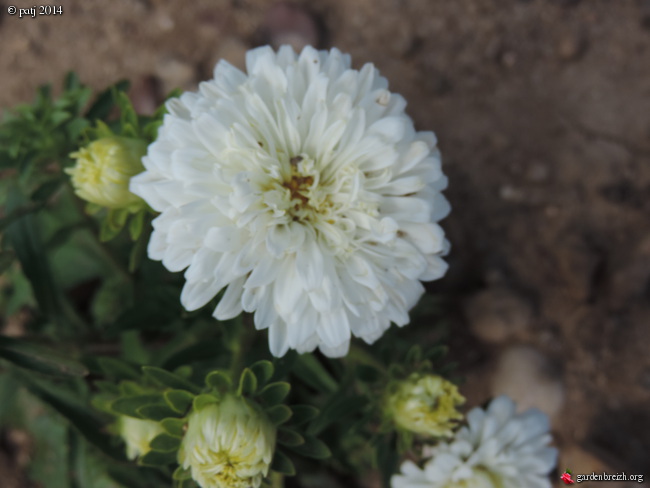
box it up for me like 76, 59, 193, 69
117, 416, 165, 460
66, 136, 147, 209
385, 374, 465, 438
179, 394, 276, 488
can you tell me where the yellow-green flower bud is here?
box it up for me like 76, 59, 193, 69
66, 136, 147, 209
117, 416, 165, 460
385, 374, 465, 438
178, 394, 276, 488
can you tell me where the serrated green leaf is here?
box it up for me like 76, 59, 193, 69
287, 405, 319, 426
142, 366, 201, 394
164, 389, 194, 414
161, 418, 186, 438
111, 394, 164, 418
0, 336, 88, 377
192, 393, 219, 411
289, 435, 331, 459
138, 449, 176, 467
270, 450, 295, 476
266, 405, 292, 426
258, 382, 290, 406
205, 370, 232, 394
238, 368, 257, 396
149, 433, 181, 452
250, 360, 274, 385
137, 403, 179, 421
276, 428, 304, 447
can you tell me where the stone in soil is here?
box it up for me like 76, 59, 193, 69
490, 345, 565, 422
464, 287, 533, 344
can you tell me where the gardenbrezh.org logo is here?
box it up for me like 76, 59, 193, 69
561, 469, 644, 484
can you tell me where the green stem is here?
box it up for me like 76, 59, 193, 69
228, 314, 250, 378
66, 182, 133, 283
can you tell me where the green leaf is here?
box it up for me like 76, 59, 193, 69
250, 360, 274, 385
405, 345, 422, 365
142, 366, 201, 394
128, 209, 145, 240
161, 418, 186, 438
110, 394, 165, 418
96, 357, 140, 381
164, 389, 194, 414
205, 370, 232, 394
276, 428, 304, 447
85, 80, 129, 122
307, 396, 367, 435
17, 373, 124, 460
192, 393, 219, 411
288, 435, 331, 459
137, 403, 179, 421
0, 336, 88, 377
356, 364, 381, 383
172, 466, 192, 481
0, 251, 14, 274
30, 180, 62, 202
237, 368, 257, 396
258, 382, 290, 406
425, 344, 448, 362
266, 405, 292, 426
270, 450, 295, 476
128, 223, 150, 272
292, 354, 338, 393
138, 449, 176, 467
149, 433, 181, 452
287, 405, 319, 426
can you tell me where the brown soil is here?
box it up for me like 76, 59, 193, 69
1, 0, 649, 486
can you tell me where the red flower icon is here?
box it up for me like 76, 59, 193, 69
561, 471, 575, 484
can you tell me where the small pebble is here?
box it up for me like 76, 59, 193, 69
490, 345, 565, 421
465, 287, 532, 344
557, 36, 587, 61
499, 184, 524, 202
526, 162, 549, 182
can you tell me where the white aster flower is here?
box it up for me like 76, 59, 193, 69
130, 45, 450, 357
178, 395, 276, 488
391, 396, 558, 488
117, 416, 165, 460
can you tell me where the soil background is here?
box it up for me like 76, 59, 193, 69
1, 0, 649, 487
